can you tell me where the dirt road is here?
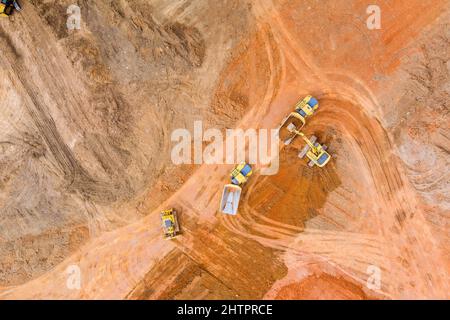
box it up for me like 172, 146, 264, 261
0, 0, 449, 299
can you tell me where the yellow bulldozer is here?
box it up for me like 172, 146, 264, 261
0, 0, 21, 17
160, 208, 180, 239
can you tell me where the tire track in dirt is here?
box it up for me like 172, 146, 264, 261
1, 0, 448, 299
233, 95, 448, 297
0, 11, 114, 203
248, 1, 448, 297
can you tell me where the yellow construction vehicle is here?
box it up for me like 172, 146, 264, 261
287, 123, 331, 168
278, 95, 319, 145
160, 208, 180, 239
219, 163, 252, 215
230, 162, 252, 185
0, 0, 21, 17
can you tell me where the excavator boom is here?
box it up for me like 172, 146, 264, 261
298, 132, 320, 154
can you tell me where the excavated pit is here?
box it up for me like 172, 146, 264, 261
0, 0, 449, 299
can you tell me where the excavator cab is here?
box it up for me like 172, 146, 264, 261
278, 95, 319, 145
219, 163, 252, 215
0, 0, 21, 17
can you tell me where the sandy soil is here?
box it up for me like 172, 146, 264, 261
0, 0, 449, 299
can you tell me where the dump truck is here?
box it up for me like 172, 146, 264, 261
160, 208, 180, 239
219, 163, 252, 215
278, 95, 319, 145
0, 0, 21, 17
286, 123, 332, 168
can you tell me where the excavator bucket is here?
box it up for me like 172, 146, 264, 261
219, 184, 242, 215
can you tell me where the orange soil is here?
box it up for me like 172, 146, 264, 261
1, 0, 449, 299
274, 274, 369, 300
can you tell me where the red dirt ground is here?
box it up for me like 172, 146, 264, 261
0, 0, 449, 299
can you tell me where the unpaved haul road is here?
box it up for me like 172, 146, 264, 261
1, 0, 449, 299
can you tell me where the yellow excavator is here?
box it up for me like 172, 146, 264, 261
0, 0, 21, 17
287, 123, 331, 168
